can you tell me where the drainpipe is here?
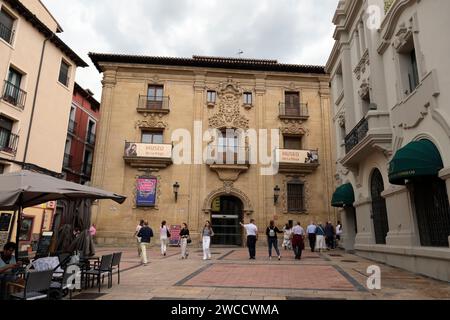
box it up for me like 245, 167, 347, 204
22, 34, 54, 166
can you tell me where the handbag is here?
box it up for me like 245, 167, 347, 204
167, 229, 171, 238
187, 236, 192, 244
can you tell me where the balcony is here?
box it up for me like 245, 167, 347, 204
275, 149, 320, 174
63, 153, 72, 169
341, 111, 392, 167
206, 145, 250, 182
123, 142, 173, 168
0, 22, 14, 44
1, 80, 26, 109
137, 95, 170, 114
86, 132, 96, 146
279, 102, 309, 120
67, 120, 77, 135
0, 129, 19, 156
82, 162, 93, 177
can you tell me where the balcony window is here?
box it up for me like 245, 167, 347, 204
0, 8, 15, 44
287, 182, 305, 212
2, 67, 26, 109
283, 136, 302, 150
0, 115, 19, 155
398, 36, 420, 96
86, 119, 96, 145
243, 92, 252, 105
58, 60, 70, 86
82, 150, 93, 177
207, 91, 217, 104
142, 131, 163, 144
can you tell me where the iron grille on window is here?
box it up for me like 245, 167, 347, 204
2, 80, 26, 109
370, 169, 389, 245
345, 117, 369, 153
0, 127, 19, 155
287, 182, 305, 212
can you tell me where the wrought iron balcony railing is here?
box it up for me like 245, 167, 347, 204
63, 153, 72, 168
1, 80, 26, 109
137, 95, 170, 112
0, 22, 14, 44
345, 117, 369, 154
279, 102, 309, 119
206, 145, 250, 165
0, 128, 19, 155
86, 132, 96, 145
67, 120, 77, 134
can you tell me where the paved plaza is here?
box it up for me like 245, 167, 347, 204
72, 245, 450, 300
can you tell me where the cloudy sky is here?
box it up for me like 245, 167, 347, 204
42, 0, 338, 100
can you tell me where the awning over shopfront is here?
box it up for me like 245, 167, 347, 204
388, 140, 444, 185
331, 183, 355, 208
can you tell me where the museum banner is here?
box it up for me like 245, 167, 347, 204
125, 142, 172, 158
275, 149, 319, 164
136, 177, 158, 207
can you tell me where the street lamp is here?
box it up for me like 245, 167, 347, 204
274, 185, 280, 205
173, 182, 180, 202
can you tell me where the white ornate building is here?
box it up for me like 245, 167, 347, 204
327, 0, 450, 281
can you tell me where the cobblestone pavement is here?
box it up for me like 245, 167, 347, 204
72, 245, 450, 300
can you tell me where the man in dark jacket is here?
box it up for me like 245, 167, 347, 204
266, 221, 283, 260
137, 222, 153, 265
325, 221, 335, 250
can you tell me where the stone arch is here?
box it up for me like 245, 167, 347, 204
202, 186, 254, 215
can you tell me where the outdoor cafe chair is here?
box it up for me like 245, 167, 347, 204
49, 265, 79, 300
84, 254, 113, 292
9, 270, 54, 300
111, 252, 122, 284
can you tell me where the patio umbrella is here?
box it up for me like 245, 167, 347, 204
0, 170, 126, 257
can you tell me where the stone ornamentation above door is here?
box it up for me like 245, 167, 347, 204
208, 78, 249, 129
135, 113, 168, 129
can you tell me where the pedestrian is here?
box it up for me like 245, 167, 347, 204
201, 221, 214, 260
134, 220, 144, 257
315, 222, 327, 252
240, 219, 258, 259
137, 221, 153, 266
282, 223, 292, 250
160, 221, 170, 256
180, 223, 190, 259
336, 221, 342, 247
266, 220, 283, 260
325, 221, 335, 250
306, 221, 317, 252
0, 242, 24, 299
89, 224, 97, 243
291, 222, 305, 260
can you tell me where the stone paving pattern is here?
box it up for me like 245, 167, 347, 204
74, 245, 450, 300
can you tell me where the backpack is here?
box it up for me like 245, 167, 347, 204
269, 228, 275, 237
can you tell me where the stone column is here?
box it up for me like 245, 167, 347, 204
341, 44, 357, 129
255, 75, 266, 229
354, 197, 375, 245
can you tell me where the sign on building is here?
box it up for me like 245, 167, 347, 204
125, 142, 172, 158
136, 177, 158, 207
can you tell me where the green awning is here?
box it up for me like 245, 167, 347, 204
389, 139, 443, 185
331, 183, 355, 208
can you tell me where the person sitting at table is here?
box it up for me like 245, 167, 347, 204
0, 242, 24, 299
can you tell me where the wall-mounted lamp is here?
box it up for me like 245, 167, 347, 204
173, 182, 180, 202
274, 185, 281, 205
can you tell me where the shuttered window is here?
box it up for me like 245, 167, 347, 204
58, 60, 70, 86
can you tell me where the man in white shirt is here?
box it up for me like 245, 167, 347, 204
240, 219, 258, 259
134, 220, 144, 257
292, 222, 305, 260
306, 222, 317, 252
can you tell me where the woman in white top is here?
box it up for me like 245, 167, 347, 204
282, 223, 293, 250
160, 220, 170, 256
336, 221, 342, 246
201, 221, 214, 260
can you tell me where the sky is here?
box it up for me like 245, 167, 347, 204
41, 0, 338, 100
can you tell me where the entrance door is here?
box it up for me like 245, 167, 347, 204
211, 196, 243, 246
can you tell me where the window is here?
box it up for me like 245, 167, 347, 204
398, 36, 420, 95
283, 136, 302, 150
0, 8, 15, 44
63, 139, 71, 168
2, 67, 26, 108
58, 60, 70, 86
284, 92, 301, 116
207, 91, 217, 104
83, 150, 93, 176
408, 49, 419, 93
146, 85, 164, 109
141, 131, 163, 144
287, 182, 305, 212
0, 115, 13, 152
243, 92, 252, 105
0, 164, 4, 174
86, 119, 96, 145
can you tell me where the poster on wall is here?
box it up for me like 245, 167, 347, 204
0, 213, 13, 250
169, 225, 181, 246
136, 177, 158, 207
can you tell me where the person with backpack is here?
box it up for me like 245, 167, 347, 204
266, 220, 283, 260
137, 222, 153, 266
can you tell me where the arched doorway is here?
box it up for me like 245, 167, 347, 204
370, 169, 389, 244
210, 196, 243, 246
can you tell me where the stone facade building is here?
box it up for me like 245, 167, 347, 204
327, 0, 450, 281
88, 53, 333, 247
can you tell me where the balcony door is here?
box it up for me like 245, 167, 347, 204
142, 131, 163, 144
285, 92, 300, 116
0, 115, 13, 151
4, 68, 22, 105
217, 130, 243, 164
283, 135, 302, 150
147, 85, 164, 109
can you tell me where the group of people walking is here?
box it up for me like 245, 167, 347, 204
133, 219, 342, 265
